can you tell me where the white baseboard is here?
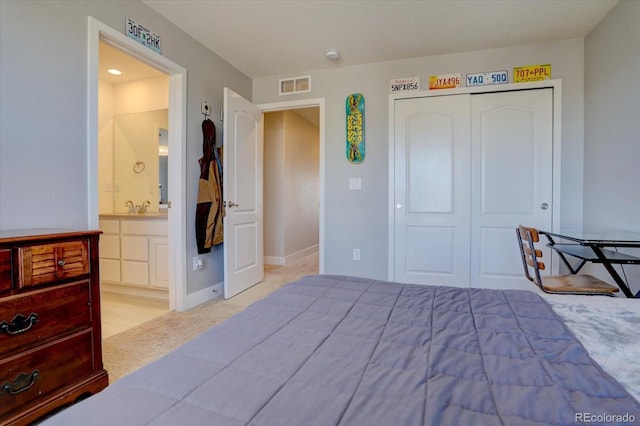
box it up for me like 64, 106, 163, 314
182, 245, 318, 309
184, 280, 223, 310
264, 256, 285, 265
101, 282, 168, 301
265, 245, 318, 266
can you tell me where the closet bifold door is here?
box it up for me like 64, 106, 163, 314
392, 88, 554, 290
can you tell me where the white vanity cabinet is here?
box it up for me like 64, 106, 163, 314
99, 215, 168, 300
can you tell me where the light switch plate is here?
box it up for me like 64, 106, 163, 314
349, 177, 361, 190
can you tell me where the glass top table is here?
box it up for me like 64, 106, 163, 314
539, 229, 640, 298
541, 229, 640, 246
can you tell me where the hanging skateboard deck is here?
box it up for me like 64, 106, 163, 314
346, 93, 365, 163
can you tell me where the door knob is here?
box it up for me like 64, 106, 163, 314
227, 201, 239, 208
540, 202, 549, 210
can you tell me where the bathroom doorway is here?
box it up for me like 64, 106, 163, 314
97, 41, 170, 335
88, 18, 188, 323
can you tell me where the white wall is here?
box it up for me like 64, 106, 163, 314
283, 111, 319, 259
113, 76, 169, 114
254, 39, 586, 280
0, 0, 251, 296
584, 0, 640, 293
98, 81, 116, 214
264, 112, 286, 259
264, 110, 319, 264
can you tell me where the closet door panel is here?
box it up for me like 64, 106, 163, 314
470, 89, 553, 289
407, 113, 454, 213
393, 94, 471, 286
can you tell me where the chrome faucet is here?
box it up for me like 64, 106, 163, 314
125, 200, 135, 214
137, 200, 151, 214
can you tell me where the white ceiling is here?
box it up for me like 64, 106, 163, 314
99, 42, 166, 83
141, 0, 619, 79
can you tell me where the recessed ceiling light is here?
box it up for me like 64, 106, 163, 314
325, 49, 340, 61
107, 68, 122, 75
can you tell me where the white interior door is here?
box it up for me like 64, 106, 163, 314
393, 94, 471, 286
470, 89, 553, 289
223, 88, 264, 298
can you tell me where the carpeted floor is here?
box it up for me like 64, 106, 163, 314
102, 253, 318, 383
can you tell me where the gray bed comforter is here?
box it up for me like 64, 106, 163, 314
45, 275, 640, 425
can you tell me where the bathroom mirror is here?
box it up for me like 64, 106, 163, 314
113, 109, 168, 213
158, 128, 168, 208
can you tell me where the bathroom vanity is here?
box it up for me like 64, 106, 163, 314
98, 214, 168, 300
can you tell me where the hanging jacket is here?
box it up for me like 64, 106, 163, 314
196, 119, 224, 253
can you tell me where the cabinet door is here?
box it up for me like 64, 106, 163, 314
149, 237, 168, 289
99, 235, 120, 260
120, 237, 148, 262
393, 94, 471, 286
18, 241, 89, 288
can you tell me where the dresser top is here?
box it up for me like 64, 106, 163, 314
0, 228, 101, 244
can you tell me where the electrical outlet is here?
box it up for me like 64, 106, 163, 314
353, 248, 361, 261
193, 256, 203, 270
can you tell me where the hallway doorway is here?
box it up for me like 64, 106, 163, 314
259, 98, 324, 273
263, 107, 320, 269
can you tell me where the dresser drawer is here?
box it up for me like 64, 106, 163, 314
0, 280, 91, 357
18, 240, 90, 288
0, 249, 11, 293
0, 329, 94, 418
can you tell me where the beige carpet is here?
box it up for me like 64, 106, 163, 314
102, 254, 318, 383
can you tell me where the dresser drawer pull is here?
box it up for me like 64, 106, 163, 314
0, 312, 39, 335
2, 370, 40, 396
58, 259, 66, 266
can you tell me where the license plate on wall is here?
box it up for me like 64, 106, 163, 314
465, 71, 508, 87
126, 17, 162, 54
513, 64, 551, 82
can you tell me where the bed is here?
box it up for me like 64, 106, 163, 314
43, 275, 639, 425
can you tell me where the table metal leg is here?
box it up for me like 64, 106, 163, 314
591, 246, 635, 298
543, 234, 585, 274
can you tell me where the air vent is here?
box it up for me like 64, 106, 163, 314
279, 76, 311, 96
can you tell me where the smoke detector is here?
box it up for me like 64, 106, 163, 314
325, 49, 341, 61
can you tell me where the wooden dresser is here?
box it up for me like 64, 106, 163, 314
0, 229, 108, 425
